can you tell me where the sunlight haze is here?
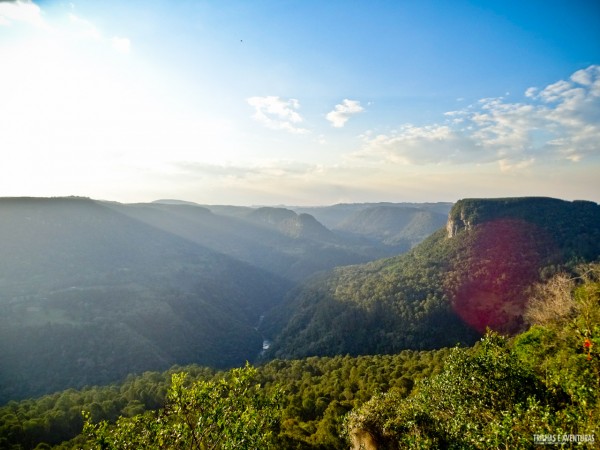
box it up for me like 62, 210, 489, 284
1, 0, 599, 205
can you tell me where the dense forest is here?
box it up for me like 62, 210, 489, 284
1, 196, 599, 448
0, 349, 448, 449
0, 264, 598, 449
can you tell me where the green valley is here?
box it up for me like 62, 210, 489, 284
0, 196, 598, 449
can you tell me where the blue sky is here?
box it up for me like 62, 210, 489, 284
1, 0, 599, 205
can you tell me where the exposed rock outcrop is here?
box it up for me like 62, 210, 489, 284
446, 208, 473, 237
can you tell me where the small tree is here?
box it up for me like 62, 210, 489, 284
525, 272, 576, 326
84, 364, 281, 449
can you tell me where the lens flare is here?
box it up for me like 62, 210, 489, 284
446, 218, 557, 334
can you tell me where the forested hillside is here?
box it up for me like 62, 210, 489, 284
1, 264, 597, 449
263, 197, 600, 359
0, 197, 292, 402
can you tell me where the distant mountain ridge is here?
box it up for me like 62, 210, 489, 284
112, 202, 384, 282
292, 202, 453, 229
335, 205, 447, 249
245, 207, 338, 241
153, 200, 453, 251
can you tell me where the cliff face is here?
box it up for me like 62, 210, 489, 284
446, 206, 473, 237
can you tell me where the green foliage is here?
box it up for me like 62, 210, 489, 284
0, 351, 446, 449
347, 334, 551, 448
449, 197, 600, 262
84, 364, 281, 450
0, 366, 215, 449
443, 218, 552, 333
515, 264, 600, 431
347, 265, 600, 449
258, 351, 447, 449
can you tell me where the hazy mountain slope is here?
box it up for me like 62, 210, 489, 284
335, 206, 448, 249
293, 202, 453, 229
0, 197, 291, 402
263, 197, 600, 359
245, 207, 338, 241
112, 203, 386, 281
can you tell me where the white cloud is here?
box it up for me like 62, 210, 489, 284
499, 157, 535, 172
174, 159, 318, 180
356, 124, 482, 165
571, 67, 594, 86
0, 0, 44, 28
356, 65, 600, 171
537, 79, 573, 103
326, 99, 364, 128
247, 96, 308, 134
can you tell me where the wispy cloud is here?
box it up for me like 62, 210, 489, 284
173, 160, 321, 182
355, 65, 600, 170
0, 0, 45, 28
326, 99, 364, 128
167, 160, 347, 205
356, 124, 482, 165
247, 96, 308, 134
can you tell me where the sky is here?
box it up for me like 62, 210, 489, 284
1, 0, 599, 206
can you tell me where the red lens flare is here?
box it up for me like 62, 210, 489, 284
446, 218, 557, 334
